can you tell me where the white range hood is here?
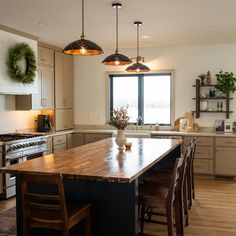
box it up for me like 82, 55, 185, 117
0, 29, 38, 95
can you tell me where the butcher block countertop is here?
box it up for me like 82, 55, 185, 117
0, 137, 182, 183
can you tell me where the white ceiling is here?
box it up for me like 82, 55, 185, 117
1, 0, 236, 50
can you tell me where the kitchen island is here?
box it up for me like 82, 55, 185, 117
0, 137, 182, 236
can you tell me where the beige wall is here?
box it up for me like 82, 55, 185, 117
74, 43, 236, 127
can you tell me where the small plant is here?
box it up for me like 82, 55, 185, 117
109, 105, 130, 130
215, 70, 236, 94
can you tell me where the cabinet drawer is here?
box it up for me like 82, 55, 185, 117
194, 159, 214, 174
215, 137, 236, 147
53, 135, 67, 145
184, 136, 213, 146
195, 147, 214, 160
53, 144, 67, 154
84, 133, 111, 144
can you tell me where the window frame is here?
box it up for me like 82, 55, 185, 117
106, 70, 175, 127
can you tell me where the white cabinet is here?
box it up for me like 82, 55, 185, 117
15, 46, 54, 110
44, 137, 53, 155
55, 109, 73, 131
53, 135, 67, 154
55, 51, 74, 109
38, 46, 54, 66
55, 51, 74, 131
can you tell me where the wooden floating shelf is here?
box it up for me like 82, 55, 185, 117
192, 97, 233, 100
192, 111, 233, 113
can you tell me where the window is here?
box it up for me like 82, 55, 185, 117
109, 72, 173, 125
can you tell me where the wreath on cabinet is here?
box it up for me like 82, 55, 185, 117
7, 42, 37, 84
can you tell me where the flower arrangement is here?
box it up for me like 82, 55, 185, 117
109, 105, 130, 130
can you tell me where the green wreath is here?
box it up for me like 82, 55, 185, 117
7, 42, 37, 84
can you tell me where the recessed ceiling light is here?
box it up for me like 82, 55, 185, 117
37, 22, 52, 27
141, 35, 150, 39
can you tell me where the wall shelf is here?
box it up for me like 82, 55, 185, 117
193, 79, 233, 119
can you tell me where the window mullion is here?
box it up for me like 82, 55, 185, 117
138, 74, 144, 123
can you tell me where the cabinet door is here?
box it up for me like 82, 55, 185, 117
38, 46, 54, 66
44, 137, 53, 155
55, 51, 73, 109
67, 133, 84, 149
215, 147, 236, 176
42, 66, 54, 109
31, 67, 42, 109
55, 109, 74, 131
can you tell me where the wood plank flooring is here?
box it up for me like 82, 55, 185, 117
0, 179, 235, 235
144, 178, 236, 236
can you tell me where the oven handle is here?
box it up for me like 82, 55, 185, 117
6, 155, 26, 162
26, 149, 50, 158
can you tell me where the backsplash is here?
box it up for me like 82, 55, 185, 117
0, 95, 40, 133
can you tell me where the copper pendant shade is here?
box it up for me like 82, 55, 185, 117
63, 0, 103, 56
102, 3, 131, 66
126, 22, 150, 72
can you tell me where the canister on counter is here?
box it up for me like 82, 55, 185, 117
155, 123, 160, 131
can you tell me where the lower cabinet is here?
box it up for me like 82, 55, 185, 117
53, 134, 67, 154
67, 133, 84, 149
184, 136, 214, 175
84, 133, 112, 144
215, 137, 236, 176
45, 137, 53, 155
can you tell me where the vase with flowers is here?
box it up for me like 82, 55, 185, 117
109, 105, 129, 151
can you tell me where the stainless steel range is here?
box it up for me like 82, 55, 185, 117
0, 133, 47, 199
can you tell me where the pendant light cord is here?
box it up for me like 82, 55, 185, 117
136, 23, 139, 62
81, 0, 85, 38
115, 5, 119, 53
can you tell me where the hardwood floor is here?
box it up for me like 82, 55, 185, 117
0, 179, 235, 235
144, 178, 236, 236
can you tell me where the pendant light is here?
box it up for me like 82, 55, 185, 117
63, 0, 103, 56
126, 21, 150, 72
102, 3, 131, 66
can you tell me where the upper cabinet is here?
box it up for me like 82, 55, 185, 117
55, 51, 74, 109
38, 46, 54, 66
15, 46, 54, 110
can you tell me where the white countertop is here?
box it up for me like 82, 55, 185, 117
42, 129, 236, 138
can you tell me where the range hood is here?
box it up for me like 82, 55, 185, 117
0, 29, 38, 95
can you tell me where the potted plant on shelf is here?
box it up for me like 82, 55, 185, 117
109, 105, 130, 151
215, 70, 236, 95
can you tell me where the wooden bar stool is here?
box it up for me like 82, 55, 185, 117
139, 148, 191, 236
20, 172, 92, 236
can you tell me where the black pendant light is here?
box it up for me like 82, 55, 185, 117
102, 3, 131, 66
63, 0, 103, 56
126, 21, 150, 72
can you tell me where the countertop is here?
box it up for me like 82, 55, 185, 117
42, 128, 236, 138
0, 138, 182, 183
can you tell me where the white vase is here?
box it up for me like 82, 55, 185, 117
115, 129, 127, 151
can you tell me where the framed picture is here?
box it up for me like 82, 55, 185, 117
225, 122, 233, 133
215, 120, 225, 132
179, 118, 189, 132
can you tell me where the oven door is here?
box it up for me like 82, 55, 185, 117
5, 155, 27, 187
